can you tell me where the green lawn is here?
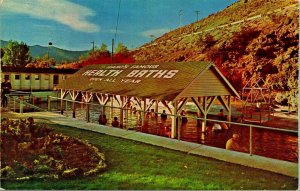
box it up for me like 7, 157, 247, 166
2, 122, 298, 190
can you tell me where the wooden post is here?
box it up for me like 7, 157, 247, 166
103, 103, 106, 117
13, 96, 16, 112
60, 90, 64, 115
72, 101, 76, 118
65, 99, 68, 112
125, 105, 129, 130
260, 104, 262, 124
178, 115, 181, 141
268, 102, 271, 121
86, 102, 90, 122
110, 96, 114, 120
125, 99, 129, 129
201, 97, 207, 133
268, 90, 271, 120
155, 100, 159, 125
228, 96, 231, 127
197, 97, 201, 128
19, 96, 24, 114
100, 104, 104, 124
171, 101, 177, 138
56, 91, 59, 110
142, 98, 147, 126
60, 98, 64, 114
249, 125, 253, 156
47, 96, 51, 111
202, 114, 207, 133
120, 97, 124, 128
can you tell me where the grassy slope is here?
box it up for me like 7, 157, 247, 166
2, 123, 297, 190
133, 0, 297, 62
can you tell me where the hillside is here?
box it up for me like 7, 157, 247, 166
132, 0, 298, 108
29, 45, 88, 64
0, 40, 88, 64
133, 0, 298, 62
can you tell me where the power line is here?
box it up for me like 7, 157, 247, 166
195, 10, 200, 21
178, 10, 183, 27
91, 41, 95, 56
114, 0, 121, 42
112, 0, 121, 63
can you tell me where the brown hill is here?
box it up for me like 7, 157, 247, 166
132, 0, 298, 108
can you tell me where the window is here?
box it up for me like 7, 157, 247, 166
15, 74, 20, 80
62, 75, 67, 80
44, 75, 50, 80
35, 75, 40, 80
25, 75, 30, 80
53, 75, 59, 85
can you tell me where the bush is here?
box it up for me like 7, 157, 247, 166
0, 118, 107, 180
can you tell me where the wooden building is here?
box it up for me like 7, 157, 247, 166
1, 67, 77, 91
57, 62, 240, 138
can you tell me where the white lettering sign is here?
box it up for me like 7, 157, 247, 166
125, 69, 179, 78
84, 65, 179, 84
82, 70, 123, 77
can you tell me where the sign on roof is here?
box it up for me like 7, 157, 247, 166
58, 62, 238, 101
82, 64, 179, 84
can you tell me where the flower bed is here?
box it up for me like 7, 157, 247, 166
0, 118, 107, 180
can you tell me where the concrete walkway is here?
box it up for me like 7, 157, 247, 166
3, 111, 298, 178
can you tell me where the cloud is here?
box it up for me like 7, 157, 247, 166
102, 29, 122, 34
140, 28, 170, 38
2, 0, 100, 33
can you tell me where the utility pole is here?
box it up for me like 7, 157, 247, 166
48, 42, 52, 58
178, 10, 183, 27
91, 41, 95, 57
111, 38, 114, 64
194, 10, 200, 22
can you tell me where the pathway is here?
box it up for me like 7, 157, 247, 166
1, 111, 298, 178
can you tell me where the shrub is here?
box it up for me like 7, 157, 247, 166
1, 118, 107, 180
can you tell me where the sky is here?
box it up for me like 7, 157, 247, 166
0, 0, 237, 51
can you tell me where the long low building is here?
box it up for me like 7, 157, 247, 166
1, 67, 77, 91
57, 61, 240, 138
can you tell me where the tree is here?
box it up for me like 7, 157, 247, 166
95, 43, 111, 58
0, 48, 4, 66
25, 54, 55, 68
99, 43, 108, 52
0, 48, 4, 58
2, 40, 32, 67
115, 42, 129, 53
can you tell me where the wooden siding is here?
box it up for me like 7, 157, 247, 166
177, 68, 231, 98
1, 72, 73, 91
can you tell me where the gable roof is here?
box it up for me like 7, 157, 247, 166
57, 62, 239, 101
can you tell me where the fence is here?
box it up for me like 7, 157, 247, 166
5, 95, 298, 163
6, 93, 46, 113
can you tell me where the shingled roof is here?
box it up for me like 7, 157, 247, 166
57, 62, 239, 101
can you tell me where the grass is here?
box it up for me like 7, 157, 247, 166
1, 122, 298, 190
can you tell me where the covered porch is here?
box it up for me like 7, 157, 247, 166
57, 61, 240, 139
